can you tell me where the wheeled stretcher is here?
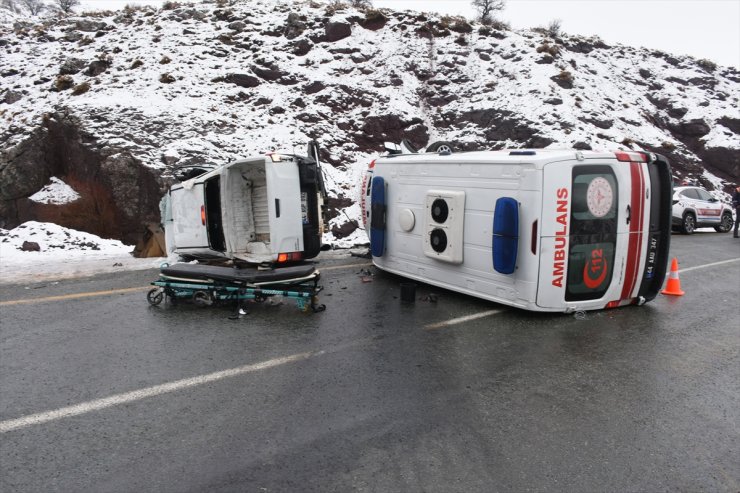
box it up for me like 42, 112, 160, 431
147, 263, 326, 313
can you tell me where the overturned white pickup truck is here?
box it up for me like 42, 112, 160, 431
161, 142, 326, 265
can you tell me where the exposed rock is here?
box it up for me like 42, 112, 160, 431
284, 12, 306, 39
3, 91, 23, 104
325, 21, 351, 42
562, 36, 609, 54
64, 31, 83, 42
225, 73, 260, 88
331, 220, 358, 239
251, 63, 285, 81
669, 119, 710, 138
452, 108, 551, 147
544, 97, 563, 105
582, 117, 613, 129
0, 111, 165, 245
86, 59, 111, 77
59, 57, 87, 75
21, 241, 40, 252
228, 21, 247, 32
75, 20, 108, 32
551, 71, 574, 89
573, 141, 592, 150
359, 10, 387, 31
357, 115, 429, 152
303, 81, 325, 94
291, 38, 312, 56
717, 117, 740, 134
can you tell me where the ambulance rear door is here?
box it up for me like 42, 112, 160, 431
536, 155, 643, 310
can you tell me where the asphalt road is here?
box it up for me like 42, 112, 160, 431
1, 232, 739, 492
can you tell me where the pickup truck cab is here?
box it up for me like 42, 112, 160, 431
162, 144, 325, 264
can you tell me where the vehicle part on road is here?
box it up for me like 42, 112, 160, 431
400, 282, 416, 303
147, 263, 326, 313
661, 257, 685, 296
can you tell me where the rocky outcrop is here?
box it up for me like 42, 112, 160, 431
0, 110, 165, 245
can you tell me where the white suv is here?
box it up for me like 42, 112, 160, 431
671, 186, 734, 234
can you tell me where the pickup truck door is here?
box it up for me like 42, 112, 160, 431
169, 182, 209, 249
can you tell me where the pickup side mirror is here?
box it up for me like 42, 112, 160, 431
384, 142, 402, 155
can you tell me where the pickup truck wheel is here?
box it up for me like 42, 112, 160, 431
681, 212, 696, 234
715, 212, 733, 233
426, 141, 455, 153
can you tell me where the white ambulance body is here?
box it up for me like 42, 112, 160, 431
362, 149, 673, 312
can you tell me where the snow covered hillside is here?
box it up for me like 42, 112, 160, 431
1, 0, 738, 249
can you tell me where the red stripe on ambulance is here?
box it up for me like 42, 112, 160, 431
620, 162, 644, 300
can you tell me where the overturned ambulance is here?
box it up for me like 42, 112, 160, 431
362, 148, 673, 312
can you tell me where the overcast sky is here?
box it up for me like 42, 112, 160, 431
79, 0, 739, 68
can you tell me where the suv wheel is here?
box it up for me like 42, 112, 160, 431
681, 212, 696, 234
715, 212, 733, 233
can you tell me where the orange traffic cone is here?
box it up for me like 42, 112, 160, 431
661, 257, 685, 296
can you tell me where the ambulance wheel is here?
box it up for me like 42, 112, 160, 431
715, 212, 733, 233
147, 288, 164, 306
680, 212, 696, 234
426, 141, 455, 153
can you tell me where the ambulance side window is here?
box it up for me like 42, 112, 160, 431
566, 165, 618, 302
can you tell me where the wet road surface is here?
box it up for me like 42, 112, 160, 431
1, 233, 739, 492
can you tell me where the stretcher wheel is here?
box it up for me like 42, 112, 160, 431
147, 288, 164, 306
193, 290, 214, 307
311, 296, 326, 313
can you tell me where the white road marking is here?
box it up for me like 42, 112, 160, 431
424, 309, 505, 330
0, 351, 318, 433
678, 257, 740, 274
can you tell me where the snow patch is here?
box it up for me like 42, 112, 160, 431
0, 222, 164, 285
28, 177, 81, 205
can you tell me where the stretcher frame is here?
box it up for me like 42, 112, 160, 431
146, 263, 326, 313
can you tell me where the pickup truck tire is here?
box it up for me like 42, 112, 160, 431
426, 141, 455, 153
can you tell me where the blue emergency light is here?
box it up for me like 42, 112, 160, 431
492, 197, 519, 274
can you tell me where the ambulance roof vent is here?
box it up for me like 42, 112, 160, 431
509, 150, 536, 156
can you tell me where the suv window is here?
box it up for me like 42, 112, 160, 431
680, 189, 700, 200
695, 188, 713, 201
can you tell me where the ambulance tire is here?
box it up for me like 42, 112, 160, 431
426, 141, 455, 154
